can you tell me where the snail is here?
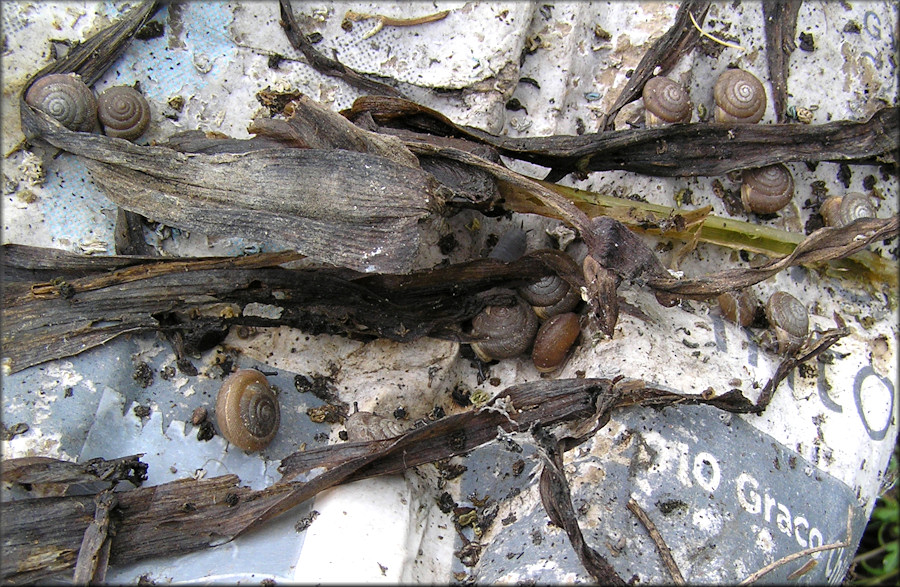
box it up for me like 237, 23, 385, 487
741, 163, 794, 214
642, 76, 692, 127
717, 289, 757, 327
345, 411, 409, 442
713, 69, 766, 124
532, 312, 580, 373
97, 85, 151, 140
819, 193, 876, 227
215, 369, 280, 452
488, 227, 527, 262
517, 274, 580, 319
762, 291, 809, 354
24, 73, 97, 132
470, 296, 539, 362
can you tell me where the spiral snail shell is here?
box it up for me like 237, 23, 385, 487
24, 73, 97, 132
532, 312, 580, 373
470, 296, 539, 362
819, 193, 876, 227
517, 275, 581, 319
713, 69, 766, 124
345, 411, 409, 442
642, 76, 692, 127
97, 85, 151, 140
717, 290, 758, 327
741, 163, 794, 214
215, 369, 280, 452
763, 291, 809, 354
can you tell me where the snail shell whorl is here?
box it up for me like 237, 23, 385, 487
713, 69, 766, 124
532, 312, 580, 373
97, 86, 151, 140
741, 164, 794, 214
25, 73, 97, 132
717, 290, 757, 327
643, 76, 692, 126
820, 193, 876, 227
215, 369, 280, 451
764, 291, 809, 354
470, 297, 539, 361
517, 275, 580, 319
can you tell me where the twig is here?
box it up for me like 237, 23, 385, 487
689, 11, 746, 51
739, 506, 854, 584
72, 490, 118, 585
626, 498, 685, 585
344, 9, 450, 40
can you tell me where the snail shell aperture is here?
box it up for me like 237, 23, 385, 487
819, 193, 876, 227
741, 164, 794, 214
763, 291, 809, 354
713, 69, 766, 124
718, 290, 758, 327
25, 73, 97, 132
517, 275, 580, 320
642, 76, 692, 127
532, 312, 580, 373
215, 369, 280, 452
470, 296, 539, 362
97, 86, 151, 140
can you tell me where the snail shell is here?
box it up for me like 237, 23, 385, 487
741, 164, 794, 214
470, 296, 539, 362
345, 411, 408, 442
488, 228, 527, 262
532, 312, 580, 373
763, 291, 809, 354
517, 275, 580, 319
717, 290, 757, 327
819, 193, 876, 227
215, 369, 280, 452
97, 85, 151, 140
642, 76, 692, 127
24, 73, 97, 132
713, 69, 766, 124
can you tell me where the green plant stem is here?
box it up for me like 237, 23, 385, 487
853, 542, 894, 564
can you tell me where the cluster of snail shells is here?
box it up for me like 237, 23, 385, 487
25, 73, 151, 141
469, 271, 582, 373
820, 193, 877, 227
718, 289, 809, 355
215, 369, 280, 452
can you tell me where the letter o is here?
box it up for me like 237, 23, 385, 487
693, 452, 721, 492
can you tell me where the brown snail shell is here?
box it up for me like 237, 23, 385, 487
470, 297, 539, 362
97, 85, 151, 140
741, 164, 794, 214
517, 275, 581, 319
819, 193, 876, 227
717, 290, 757, 327
215, 369, 280, 451
532, 312, 580, 373
763, 291, 809, 354
713, 69, 766, 124
642, 76, 692, 127
25, 73, 97, 132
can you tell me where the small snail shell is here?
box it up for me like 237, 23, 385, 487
517, 275, 580, 319
470, 297, 539, 362
763, 291, 809, 354
532, 312, 580, 373
215, 369, 280, 451
642, 76, 691, 127
717, 290, 757, 327
25, 73, 97, 132
741, 164, 794, 214
713, 69, 766, 124
819, 193, 876, 227
97, 86, 151, 140
488, 228, 527, 262
345, 411, 408, 442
